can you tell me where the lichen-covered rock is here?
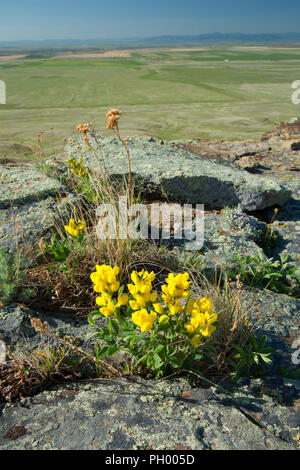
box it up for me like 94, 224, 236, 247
0, 134, 298, 451
224, 208, 268, 242
262, 178, 300, 277
175, 140, 272, 164
0, 165, 66, 209
173, 212, 265, 277
0, 195, 79, 255
242, 289, 300, 376
62, 136, 291, 211
0, 305, 95, 356
0, 164, 78, 255
0, 377, 298, 450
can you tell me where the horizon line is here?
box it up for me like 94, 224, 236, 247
1, 32, 300, 44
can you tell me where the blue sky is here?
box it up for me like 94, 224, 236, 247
1, 0, 300, 41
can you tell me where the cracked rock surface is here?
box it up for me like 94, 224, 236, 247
0, 377, 299, 450
60, 136, 291, 211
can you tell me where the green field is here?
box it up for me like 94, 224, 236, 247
0, 46, 300, 160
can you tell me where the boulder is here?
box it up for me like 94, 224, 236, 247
0, 305, 95, 356
0, 164, 76, 254
0, 165, 66, 209
0, 376, 298, 450
63, 136, 291, 211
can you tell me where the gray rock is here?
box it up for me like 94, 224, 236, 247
0, 164, 77, 254
0, 165, 66, 209
0, 305, 96, 356
62, 136, 291, 211
173, 211, 265, 279
0, 377, 298, 450
242, 289, 300, 376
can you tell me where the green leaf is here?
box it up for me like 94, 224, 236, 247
259, 353, 272, 364
233, 344, 245, 354
249, 336, 258, 349
110, 319, 119, 334
88, 312, 99, 327
118, 285, 124, 296
225, 358, 238, 368
129, 332, 137, 348
153, 353, 164, 370
169, 357, 180, 369
194, 353, 203, 361
106, 345, 119, 356
258, 335, 267, 350
262, 347, 274, 354
97, 345, 119, 358
236, 358, 247, 370
253, 354, 260, 364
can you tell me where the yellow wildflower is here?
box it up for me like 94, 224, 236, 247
132, 309, 157, 332
162, 272, 191, 301
153, 302, 164, 314
92, 265, 128, 317
64, 218, 86, 237
128, 269, 157, 310
67, 155, 90, 178
167, 299, 183, 316
159, 315, 169, 325
161, 272, 191, 316
100, 301, 116, 317
190, 335, 201, 348
96, 292, 112, 307
185, 297, 217, 342
91, 265, 120, 295
117, 294, 129, 307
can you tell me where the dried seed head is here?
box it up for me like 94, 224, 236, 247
30, 318, 49, 335
106, 109, 121, 129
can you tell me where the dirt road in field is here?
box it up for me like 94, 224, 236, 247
0, 55, 27, 60
54, 51, 132, 58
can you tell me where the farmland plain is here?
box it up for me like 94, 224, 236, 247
0, 46, 299, 160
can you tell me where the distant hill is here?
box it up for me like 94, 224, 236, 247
1, 33, 300, 48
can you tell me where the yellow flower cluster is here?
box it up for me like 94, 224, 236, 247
127, 269, 158, 310
90, 265, 128, 317
127, 270, 161, 331
64, 218, 86, 237
67, 156, 90, 178
90, 265, 218, 345
161, 273, 191, 316
132, 308, 157, 332
185, 298, 218, 347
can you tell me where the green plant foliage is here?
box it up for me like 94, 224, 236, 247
230, 252, 300, 296
44, 226, 85, 272
88, 267, 218, 379
0, 248, 35, 304
258, 226, 281, 255
276, 366, 300, 380
227, 335, 273, 380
